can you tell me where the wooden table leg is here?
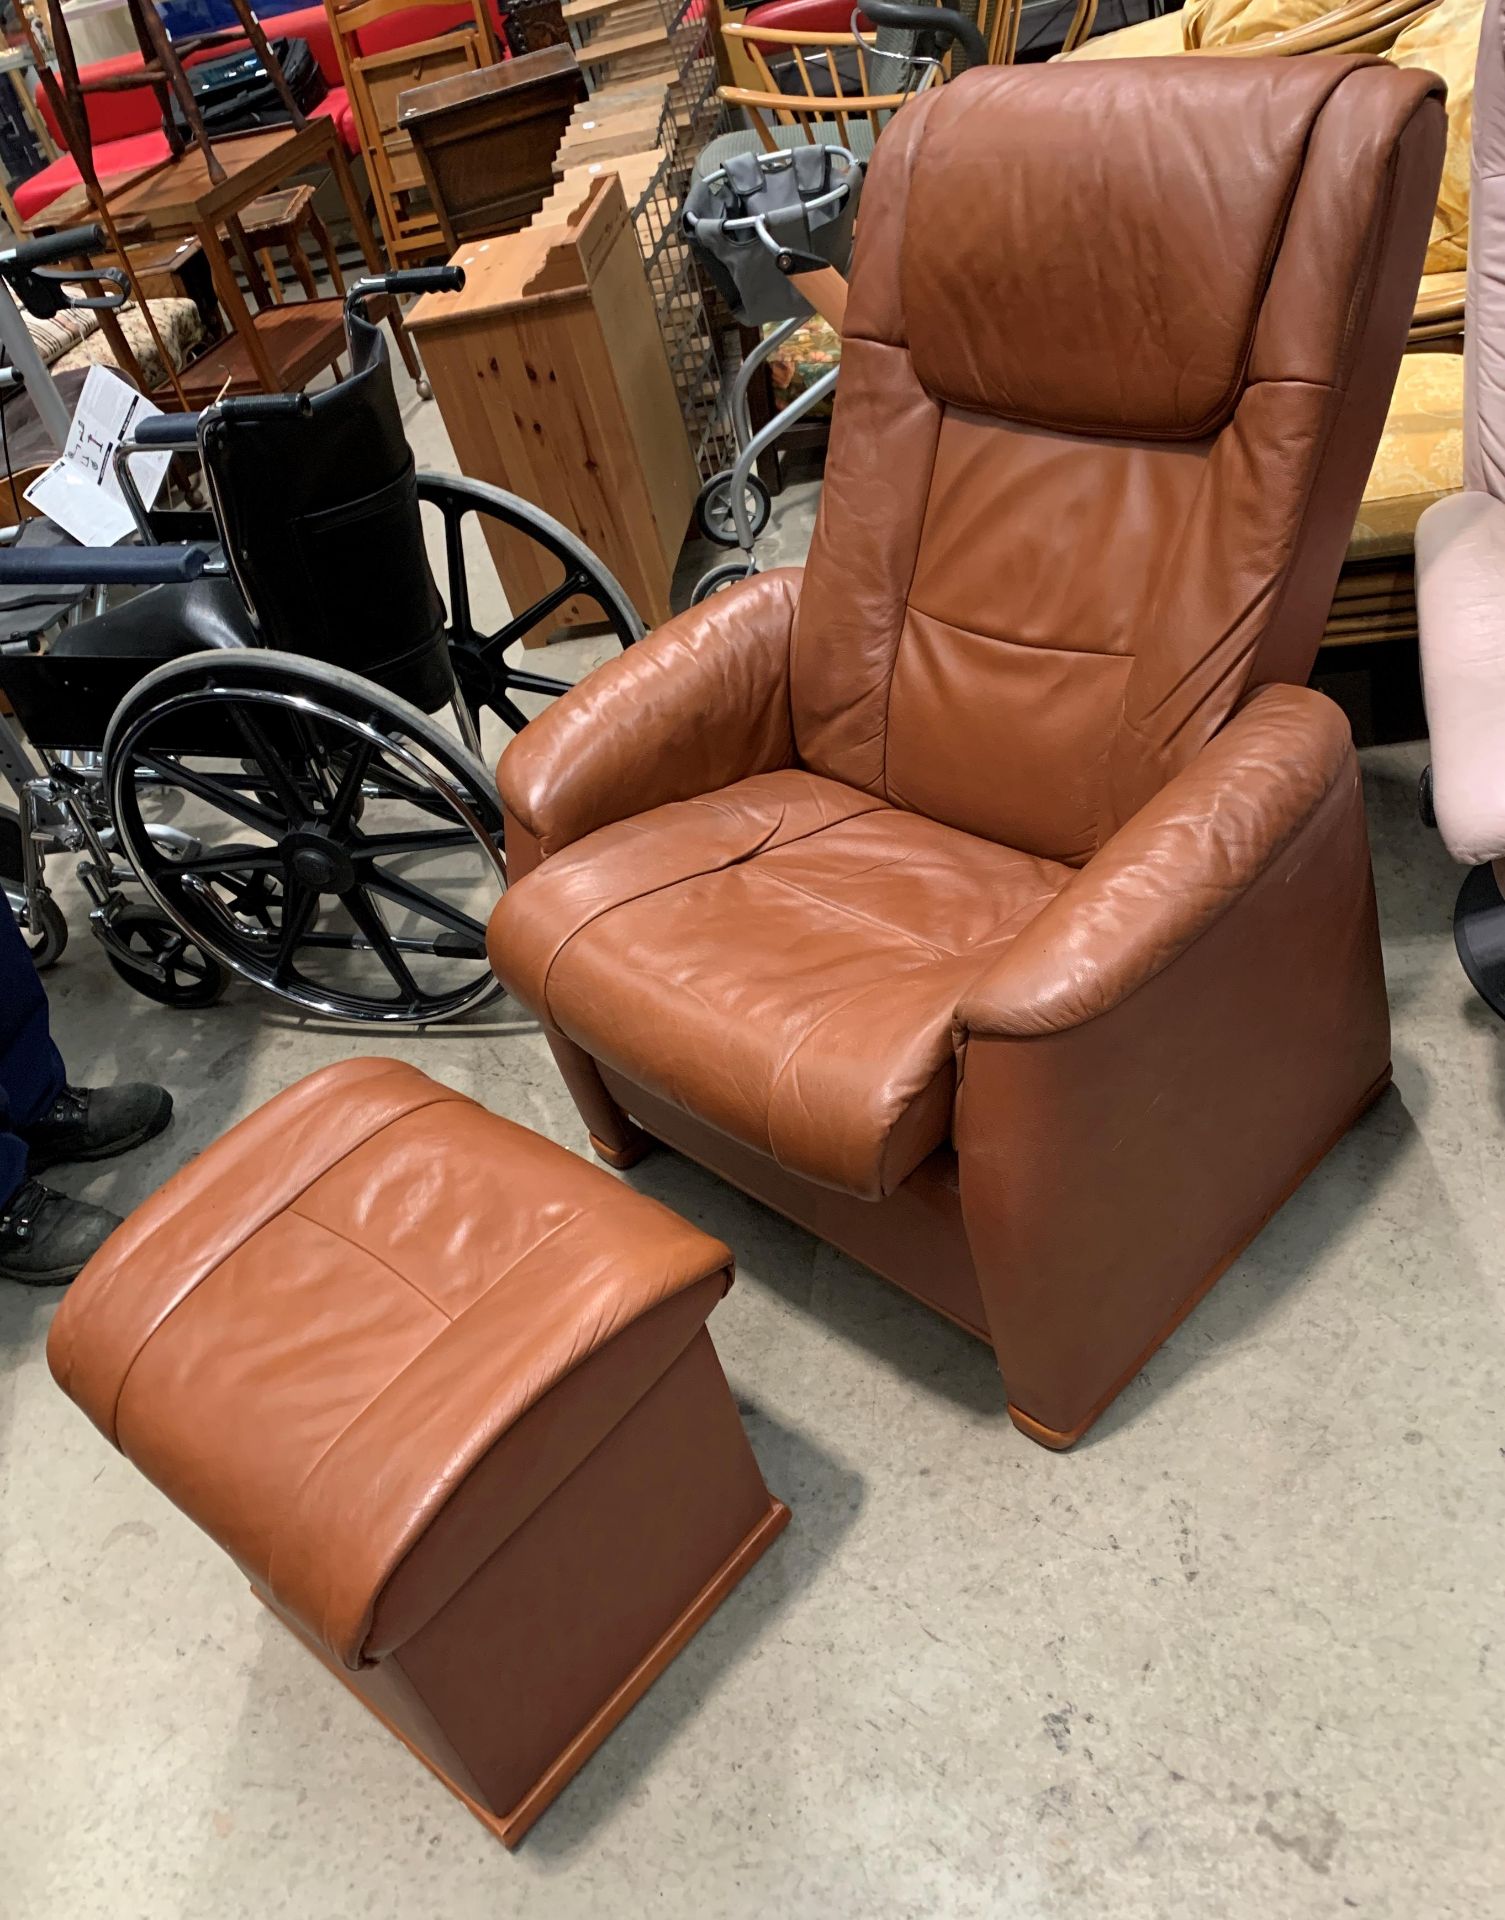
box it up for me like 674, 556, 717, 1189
196, 217, 281, 391
288, 237, 319, 303
224, 212, 274, 310
307, 207, 346, 296
258, 247, 285, 303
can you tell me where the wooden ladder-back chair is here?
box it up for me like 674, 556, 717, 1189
715, 19, 945, 158
329, 0, 504, 265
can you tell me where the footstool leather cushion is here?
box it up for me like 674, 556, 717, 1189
49, 1059, 786, 1845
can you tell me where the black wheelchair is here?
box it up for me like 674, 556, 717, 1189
0, 246, 643, 1025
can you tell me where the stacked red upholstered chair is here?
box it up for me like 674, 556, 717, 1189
13, 2, 502, 226
488, 57, 1446, 1449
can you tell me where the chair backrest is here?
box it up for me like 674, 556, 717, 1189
718, 18, 946, 152
790, 59, 1444, 865
200, 310, 453, 712
328, 0, 504, 263
1466, 0, 1505, 492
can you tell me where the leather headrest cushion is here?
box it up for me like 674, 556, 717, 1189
899, 57, 1382, 439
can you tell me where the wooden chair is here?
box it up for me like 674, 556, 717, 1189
715, 19, 945, 156
716, 0, 1096, 151
328, 0, 504, 266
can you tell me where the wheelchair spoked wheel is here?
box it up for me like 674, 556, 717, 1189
103, 651, 507, 1026
418, 474, 645, 739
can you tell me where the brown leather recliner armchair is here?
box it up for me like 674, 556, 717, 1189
488, 58, 1445, 1449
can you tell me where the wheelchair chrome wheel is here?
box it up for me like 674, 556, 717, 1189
103, 651, 507, 1026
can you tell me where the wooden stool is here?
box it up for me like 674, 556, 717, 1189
225, 183, 429, 391
229, 183, 346, 309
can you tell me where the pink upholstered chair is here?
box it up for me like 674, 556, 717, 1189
1416, 0, 1505, 1014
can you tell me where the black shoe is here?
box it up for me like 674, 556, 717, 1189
0, 1179, 122, 1287
21, 1082, 174, 1172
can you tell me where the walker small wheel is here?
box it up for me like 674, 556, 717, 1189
1419, 763, 1437, 829
416, 375, 433, 402
691, 559, 759, 605
695, 472, 771, 548
103, 906, 228, 1009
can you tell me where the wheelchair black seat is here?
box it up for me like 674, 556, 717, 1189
47, 576, 256, 660
0, 577, 256, 751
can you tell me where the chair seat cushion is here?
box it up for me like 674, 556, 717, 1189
1416, 488, 1505, 864
311, 86, 359, 154
47, 1059, 734, 1672
1349, 349, 1464, 562
12, 131, 172, 224
489, 769, 1071, 1198
46, 576, 255, 659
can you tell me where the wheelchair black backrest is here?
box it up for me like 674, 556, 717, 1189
200, 310, 453, 714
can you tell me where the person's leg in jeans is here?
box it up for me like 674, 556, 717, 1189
0, 886, 66, 1199
0, 892, 174, 1285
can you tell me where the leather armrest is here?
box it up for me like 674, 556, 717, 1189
957, 684, 1357, 1040
952, 683, 1391, 1447
497, 568, 802, 857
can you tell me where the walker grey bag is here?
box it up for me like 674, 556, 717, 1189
682, 145, 862, 328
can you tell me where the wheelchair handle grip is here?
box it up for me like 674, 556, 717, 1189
214, 392, 314, 423
0, 543, 210, 586
129, 411, 204, 450
0, 224, 108, 272
351, 266, 465, 304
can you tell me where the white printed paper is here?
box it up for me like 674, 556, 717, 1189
23, 365, 173, 547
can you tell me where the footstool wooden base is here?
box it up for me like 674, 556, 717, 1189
48, 1060, 787, 1849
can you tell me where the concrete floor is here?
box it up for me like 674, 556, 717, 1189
2, 379, 1503, 1920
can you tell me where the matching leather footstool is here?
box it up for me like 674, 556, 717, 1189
47, 1059, 788, 1849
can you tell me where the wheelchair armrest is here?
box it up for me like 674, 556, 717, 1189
129, 413, 205, 452
0, 544, 212, 588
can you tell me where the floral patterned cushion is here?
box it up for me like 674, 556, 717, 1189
766, 316, 840, 414
53, 297, 204, 394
